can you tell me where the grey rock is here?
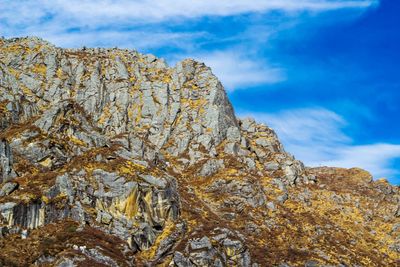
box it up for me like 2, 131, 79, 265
0, 181, 18, 196
20, 73, 42, 93
99, 211, 113, 225
255, 138, 273, 149
244, 158, 256, 170
173, 252, 194, 267
57, 259, 76, 267
199, 159, 225, 177
190, 236, 212, 250
83, 248, 119, 267
133, 223, 157, 250
224, 142, 239, 155
153, 223, 186, 262
0, 139, 16, 183
265, 162, 280, 171
240, 118, 256, 132
139, 174, 167, 188
0, 202, 17, 211
207, 179, 265, 208
114, 56, 129, 79
277, 193, 288, 204
283, 165, 299, 185
226, 126, 241, 142
272, 179, 287, 192
55, 174, 74, 203
305, 260, 320, 267
267, 202, 276, 211
21, 229, 28, 239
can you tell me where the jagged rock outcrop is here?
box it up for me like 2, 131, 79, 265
0, 139, 16, 183
0, 37, 399, 266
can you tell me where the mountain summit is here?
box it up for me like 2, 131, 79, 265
0, 37, 398, 266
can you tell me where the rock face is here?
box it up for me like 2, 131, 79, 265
0, 139, 16, 183
0, 37, 399, 266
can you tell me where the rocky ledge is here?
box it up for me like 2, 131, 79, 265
0, 37, 399, 266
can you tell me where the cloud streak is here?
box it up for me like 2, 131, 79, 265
171, 50, 286, 90
0, 1, 378, 27
240, 107, 400, 181
50, 0, 378, 21
38, 30, 207, 51
0, 0, 377, 91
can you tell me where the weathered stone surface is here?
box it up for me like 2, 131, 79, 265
0, 182, 18, 196
206, 179, 266, 208
199, 159, 225, 177
170, 228, 254, 266
0, 37, 398, 267
0, 140, 16, 183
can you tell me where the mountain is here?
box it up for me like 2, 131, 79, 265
0, 37, 398, 266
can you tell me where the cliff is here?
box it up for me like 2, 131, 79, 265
0, 37, 398, 266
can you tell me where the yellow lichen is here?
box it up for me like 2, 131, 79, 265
56, 68, 63, 79
68, 135, 87, 147
96, 187, 140, 219
119, 161, 146, 177
8, 67, 20, 79
39, 157, 52, 168
32, 64, 47, 76
139, 220, 175, 260
41, 195, 50, 204
98, 104, 111, 125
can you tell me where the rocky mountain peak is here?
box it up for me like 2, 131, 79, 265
0, 37, 309, 185
0, 38, 399, 266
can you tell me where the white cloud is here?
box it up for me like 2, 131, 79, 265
39, 31, 206, 50
250, 108, 350, 146
183, 50, 286, 90
0, 0, 377, 90
0, 1, 378, 28
321, 144, 400, 178
49, 0, 379, 22
0, 1, 379, 42
240, 108, 400, 179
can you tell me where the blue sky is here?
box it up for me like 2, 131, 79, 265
1, 0, 399, 184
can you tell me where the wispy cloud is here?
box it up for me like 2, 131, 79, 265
0, 0, 378, 90
0, 1, 378, 28
240, 108, 400, 181
39, 30, 207, 51
0, 1, 378, 45
168, 50, 286, 90
50, 0, 377, 22
322, 144, 400, 179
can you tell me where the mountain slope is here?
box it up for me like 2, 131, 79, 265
0, 37, 399, 266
